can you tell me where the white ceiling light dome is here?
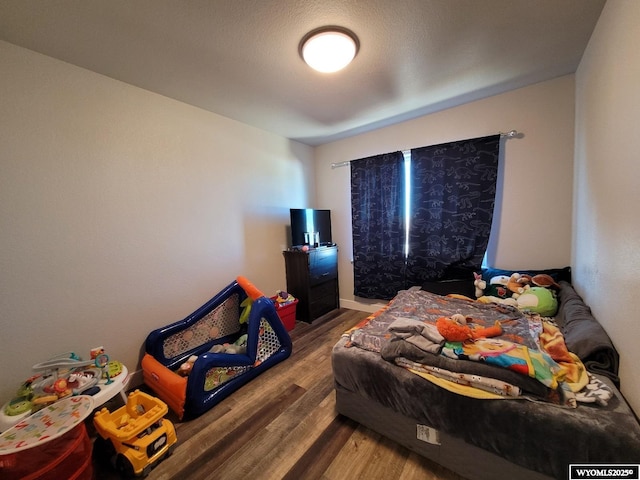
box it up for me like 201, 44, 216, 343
300, 27, 359, 73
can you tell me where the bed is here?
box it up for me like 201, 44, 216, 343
332, 268, 640, 480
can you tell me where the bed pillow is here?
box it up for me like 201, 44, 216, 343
481, 266, 572, 284
421, 278, 477, 298
421, 265, 477, 297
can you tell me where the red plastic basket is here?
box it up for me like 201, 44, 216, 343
271, 297, 298, 331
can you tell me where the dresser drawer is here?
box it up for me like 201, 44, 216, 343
309, 280, 338, 318
309, 264, 337, 286
309, 248, 338, 285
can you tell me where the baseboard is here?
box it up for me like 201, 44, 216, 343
339, 298, 387, 313
126, 367, 144, 392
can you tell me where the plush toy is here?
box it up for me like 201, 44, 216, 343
506, 273, 531, 298
476, 295, 518, 307
178, 355, 199, 376
516, 286, 559, 316
435, 314, 503, 342
473, 272, 487, 298
225, 334, 248, 354
210, 334, 248, 355
483, 275, 511, 298
531, 274, 561, 290
238, 297, 252, 324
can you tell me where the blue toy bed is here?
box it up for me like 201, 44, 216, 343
142, 276, 292, 419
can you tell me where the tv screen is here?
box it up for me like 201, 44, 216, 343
290, 209, 332, 247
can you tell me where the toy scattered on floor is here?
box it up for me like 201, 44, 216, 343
93, 389, 177, 477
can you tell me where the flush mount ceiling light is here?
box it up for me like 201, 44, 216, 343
300, 26, 359, 73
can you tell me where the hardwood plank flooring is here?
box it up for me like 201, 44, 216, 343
91, 308, 468, 480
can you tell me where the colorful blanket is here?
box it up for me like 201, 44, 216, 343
345, 288, 593, 406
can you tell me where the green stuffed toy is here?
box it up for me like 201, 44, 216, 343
238, 297, 252, 324
516, 286, 558, 317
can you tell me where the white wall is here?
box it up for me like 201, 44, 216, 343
0, 41, 314, 402
574, 1, 640, 414
315, 76, 575, 312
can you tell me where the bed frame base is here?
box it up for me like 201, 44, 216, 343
335, 385, 552, 480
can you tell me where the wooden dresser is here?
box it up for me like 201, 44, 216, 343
283, 245, 339, 322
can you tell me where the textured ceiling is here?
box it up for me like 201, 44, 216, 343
0, 0, 606, 146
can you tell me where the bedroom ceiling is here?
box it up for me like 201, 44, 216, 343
0, 0, 606, 146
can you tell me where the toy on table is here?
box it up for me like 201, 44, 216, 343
91, 346, 124, 384
4, 352, 97, 415
94, 353, 114, 385
93, 389, 177, 478
1, 348, 125, 432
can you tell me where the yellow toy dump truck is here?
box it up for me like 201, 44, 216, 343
93, 389, 177, 477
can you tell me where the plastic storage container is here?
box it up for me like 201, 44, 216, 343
272, 297, 298, 331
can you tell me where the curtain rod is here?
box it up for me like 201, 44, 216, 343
330, 130, 521, 169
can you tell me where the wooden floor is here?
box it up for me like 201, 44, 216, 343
91, 308, 467, 480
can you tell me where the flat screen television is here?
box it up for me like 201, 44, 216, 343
290, 208, 333, 247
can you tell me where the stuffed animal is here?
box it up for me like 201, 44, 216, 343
178, 355, 199, 376
238, 297, 253, 324
473, 272, 487, 298
516, 286, 559, 316
476, 295, 518, 307
531, 274, 561, 290
436, 314, 503, 342
506, 273, 531, 298
482, 275, 511, 298
210, 334, 248, 355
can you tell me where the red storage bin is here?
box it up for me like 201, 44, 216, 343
271, 297, 298, 331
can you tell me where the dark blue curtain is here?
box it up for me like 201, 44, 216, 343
405, 135, 500, 285
351, 151, 405, 299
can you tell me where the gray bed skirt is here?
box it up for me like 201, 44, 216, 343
335, 385, 551, 480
